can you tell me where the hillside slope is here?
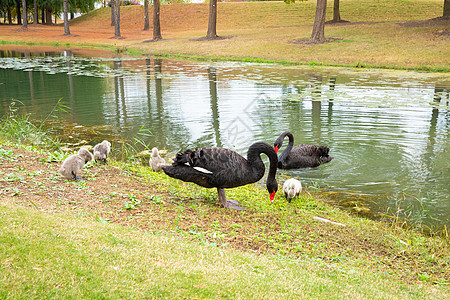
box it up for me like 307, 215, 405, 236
0, 1, 448, 69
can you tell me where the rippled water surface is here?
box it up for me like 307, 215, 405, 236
1, 49, 449, 230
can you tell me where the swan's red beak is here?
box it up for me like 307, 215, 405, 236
274, 145, 279, 153
270, 191, 276, 203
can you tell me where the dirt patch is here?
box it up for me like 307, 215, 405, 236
189, 35, 234, 42
290, 37, 343, 45
398, 16, 450, 27
326, 21, 382, 26
325, 19, 351, 25
433, 29, 449, 37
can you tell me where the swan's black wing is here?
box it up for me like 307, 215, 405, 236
280, 145, 333, 169
162, 147, 254, 188
291, 144, 329, 157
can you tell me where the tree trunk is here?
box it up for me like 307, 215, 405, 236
21, 0, 27, 29
7, 7, 12, 24
206, 0, 218, 39
46, 7, 53, 25
16, 0, 21, 25
153, 0, 162, 40
444, 0, 450, 17
143, 0, 149, 30
114, 0, 121, 37
333, 0, 341, 22
311, 0, 327, 43
41, 8, 45, 24
33, 0, 38, 24
111, 0, 115, 26
63, 0, 70, 35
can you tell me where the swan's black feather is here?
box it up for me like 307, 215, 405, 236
162, 143, 278, 192
274, 132, 333, 169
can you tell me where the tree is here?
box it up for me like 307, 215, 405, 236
33, 0, 38, 24
7, 5, 12, 24
63, 0, 70, 35
332, 0, 340, 22
110, 0, 115, 26
21, 0, 27, 29
326, 0, 349, 23
444, 0, 450, 17
45, 6, 53, 25
284, 0, 328, 43
114, 0, 120, 38
16, 0, 21, 25
143, 0, 149, 30
153, 0, 162, 40
310, 0, 327, 43
206, 0, 218, 39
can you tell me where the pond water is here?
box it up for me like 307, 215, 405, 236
0, 48, 449, 231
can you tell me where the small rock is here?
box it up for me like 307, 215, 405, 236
136, 150, 152, 158
80, 145, 94, 152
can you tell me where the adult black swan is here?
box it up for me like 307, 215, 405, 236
162, 142, 278, 210
273, 131, 333, 169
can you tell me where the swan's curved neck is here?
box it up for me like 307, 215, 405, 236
279, 132, 294, 162
247, 142, 278, 180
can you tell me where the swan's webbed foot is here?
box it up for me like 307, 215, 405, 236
224, 199, 245, 210
217, 188, 245, 211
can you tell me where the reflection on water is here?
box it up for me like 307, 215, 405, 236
0, 49, 449, 230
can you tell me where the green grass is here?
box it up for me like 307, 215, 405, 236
0, 101, 61, 150
1, 201, 447, 299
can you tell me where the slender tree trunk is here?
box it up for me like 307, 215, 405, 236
63, 0, 70, 35
143, 0, 149, 30
16, 0, 21, 25
444, 0, 450, 17
41, 8, 45, 24
46, 7, 53, 25
311, 0, 327, 43
206, 0, 218, 39
114, 0, 121, 37
7, 7, 12, 24
333, 0, 341, 22
111, 0, 115, 26
33, 0, 38, 24
21, 0, 27, 29
153, 0, 162, 40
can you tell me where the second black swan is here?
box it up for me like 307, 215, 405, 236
273, 131, 333, 169
162, 142, 278, 210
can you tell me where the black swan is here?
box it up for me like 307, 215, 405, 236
273, 131, 333, 169
162, 142, 278, 210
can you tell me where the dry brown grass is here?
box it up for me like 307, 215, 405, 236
0, 1, 448, 70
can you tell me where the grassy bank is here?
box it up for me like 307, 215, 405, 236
2, 201, 447, 299
0, 0, 448, 71
0, 104, 449, 298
